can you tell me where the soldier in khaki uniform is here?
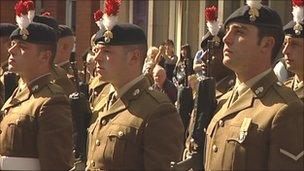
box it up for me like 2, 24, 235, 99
204, 2, 304, 170
282, 4, 304, 101
33, 14, 76, 96
0, 23, 18, 107
86, 19, 184, 169
0, 14, 73, 170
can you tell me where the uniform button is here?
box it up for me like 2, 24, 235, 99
118, 131, 124, 137
218, 120, 224, 127
101, 119, 107, 126
4, 109, 7, 114
133, 89, 140, 96
212, 144, 218, 153
91, 160, 95, 167
95, 140, 100, 146
277, 81, 283, 86
94, 91, 98, 95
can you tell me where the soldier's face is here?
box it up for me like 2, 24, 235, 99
282, 36, 304, 74
223, 23, 263, 72
8, 40, 41, 76
94, 44, 128, 83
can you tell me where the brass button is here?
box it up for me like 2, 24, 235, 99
118, 131, 124, 137
218, 120, 224, 127
91, 160, 95, 167
212, 144, 218, 153
4, 109, 7, 114
95, 140, 100, 146
101, 119, 107, 126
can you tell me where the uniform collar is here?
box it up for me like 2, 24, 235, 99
111, 74, 145, 99
2, 73, 51, 110
234, 68, 272, 97
99, 76, 151, 119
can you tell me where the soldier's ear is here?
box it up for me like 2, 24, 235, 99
260, 36, 275, 54
38, 49, 52, 65
127, 48, 141, 65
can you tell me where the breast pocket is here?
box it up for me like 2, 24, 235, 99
103, 125, 138, 167
0, 114, 35, 153
223, 123, 265, 170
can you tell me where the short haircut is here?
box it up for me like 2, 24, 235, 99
256, 26, 284, 64
37, 43, 57, 65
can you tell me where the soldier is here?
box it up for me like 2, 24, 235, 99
193, 29, 235, 98
86, 2, 184, 170
0, 23, 18, 107
282, 1, 304, 101
0, 1, 73, 169
56, 24, 75, 79
33, 14, 76, 96
204, 1, 303, 170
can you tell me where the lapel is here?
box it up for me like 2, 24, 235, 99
1, 74, 51, 110
292, 77, 304, 100
92, 84, 111, 112
216, 71, 278, 121
99, 76, 151, 119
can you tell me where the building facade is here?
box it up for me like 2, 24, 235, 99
1, 0, 292, 63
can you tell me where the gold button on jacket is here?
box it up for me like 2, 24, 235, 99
86, 77, 184, 170
205, 72, 304, 170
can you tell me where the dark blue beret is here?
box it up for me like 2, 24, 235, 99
58, 24, 74, 38
0, 23, 18, 37
224, 5, 283, 30
94, 23, 147, 46
10, 22, 57, 45
283, 20, 304, 38
33, 15, 59, 35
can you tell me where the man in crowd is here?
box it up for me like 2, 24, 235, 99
204, 2, 303, 170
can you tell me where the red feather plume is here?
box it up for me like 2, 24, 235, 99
24, 0, 35, 11
205, 5, 218, 22
14, 0, 28, 16
292, 0, 304, 6
41, 11, 51, 16
105, 0, 122, 16
94, 9, 104, 21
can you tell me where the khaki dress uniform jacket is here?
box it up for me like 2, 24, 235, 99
285, 77, 304, 102
205, 71, 303, 170
0, 74, 73, 170
51, 65, 76, 96
86, 76, 184, 170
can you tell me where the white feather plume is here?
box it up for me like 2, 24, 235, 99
207, 21, 220, 36
103, 14, 118, 31
95, 20, 104, 30
16, 14, 30, 30
28, 10, 35, 22
292, 6, 304, 23
246, 0, 262, 9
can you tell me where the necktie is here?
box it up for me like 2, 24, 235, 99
229, 88, 239, 107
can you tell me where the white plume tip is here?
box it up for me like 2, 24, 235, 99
207, 21, 220, 36
292, 6, 304, 24
103, 14, 118, 31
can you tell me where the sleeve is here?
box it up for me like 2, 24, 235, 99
143, 103, 184, 170
37, 95, 74, 170
268, 101, 304, 170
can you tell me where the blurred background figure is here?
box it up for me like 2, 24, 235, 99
174, 44, 194, 87
152, 64, 177, 104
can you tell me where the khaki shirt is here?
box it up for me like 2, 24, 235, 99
285, 76, 304, 102
0, 74, 73, 170
89, 74, 108, 108
86, 76, 184, 170
205, 71, 303, 170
